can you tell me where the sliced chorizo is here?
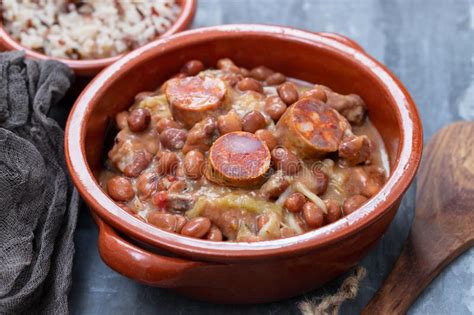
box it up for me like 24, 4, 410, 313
276, 98, 350, 158
165, 76, 227, 127
206, 131, 271, 187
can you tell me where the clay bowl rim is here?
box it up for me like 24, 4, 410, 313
0, 0, 197, 76
65, 24, 423, 262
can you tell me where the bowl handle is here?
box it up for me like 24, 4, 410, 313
316, 32, 365, 52
95, 215, 204, 287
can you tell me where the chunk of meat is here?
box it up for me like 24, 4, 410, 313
322, 85, 367, 125
259, 170, 290, 199
165, 76, 227, 127
338, 134, 372, 165
167, 194, 195, 211
276, 98, 350, 158
206, 132, 271, 187
151, 191, 195, 212
182, 116, 218, 153
345, 165, 386, 197
200, 207, 256, 240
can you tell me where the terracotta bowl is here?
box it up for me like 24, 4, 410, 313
0, 0, 196, 77
65, 24, 423, 304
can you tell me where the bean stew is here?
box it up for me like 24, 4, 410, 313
100, 58, 389, 242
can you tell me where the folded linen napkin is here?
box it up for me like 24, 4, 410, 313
0, 51, 78, 314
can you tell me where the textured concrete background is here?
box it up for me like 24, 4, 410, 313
69, 0, 474, 314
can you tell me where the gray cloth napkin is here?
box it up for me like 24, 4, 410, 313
0, 51, 78, 314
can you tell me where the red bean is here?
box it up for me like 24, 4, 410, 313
217, 110, 242, 135
156, 152, 179, 175
182, 117, 217, 153
312, 169, 329, 195
156, 118, 183, 133
303, 202, 324, 228
338, 135, 371, 166
265, 72, 286, 85
181, 217, 212, 238
242, 110, 267, 133
127, 108, 151, 132
284, 192, 306, 212
240, 67, 250, 77
264, 96, 287, 121
217, 58, 240, 73
255, 129, 277, 151
123, 150, 152, 178
271, 146, 301, 175
250, 66, 274, 81
136, 172, 158, 199
324, 199, 342, 224
148, 212, 177, 232
301, 86, 328, 102
181, 60, 204, 76
107, 176, 134, 202
160, 128, 188, 150
277, 82, 299, 105
184, 150, 205, 179
343, 195, 368, 215
206, 225, 223, 241
174, 215, 187, 233
237, 78, 263, 93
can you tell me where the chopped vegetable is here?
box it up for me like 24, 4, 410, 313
294, 182, 327, 214
134, 94, 171, 118
187, 193, 283, 218
257, 211, 281, 239
284, 212, 304, 234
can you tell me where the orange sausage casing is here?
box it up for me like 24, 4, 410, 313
165, 76, 227, 127
276, 98, 349, 159
206, 131, 271, 188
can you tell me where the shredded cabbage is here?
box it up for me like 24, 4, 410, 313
294, 182, 327, 214
186, 193, 283, 218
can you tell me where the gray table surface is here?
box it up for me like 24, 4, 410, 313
68, 0, 474, 314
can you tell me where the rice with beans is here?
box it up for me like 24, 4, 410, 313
1, 0, 182, 59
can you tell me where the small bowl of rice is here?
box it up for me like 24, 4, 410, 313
0, 0, 196, 76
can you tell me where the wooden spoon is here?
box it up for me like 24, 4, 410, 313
363, 121, 474, 314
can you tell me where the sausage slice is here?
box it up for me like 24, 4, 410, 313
276, 98, 349, 158
206, 131, 271, 187
165, 76, 227, 127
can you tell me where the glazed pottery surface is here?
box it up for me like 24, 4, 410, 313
65, 25, 422, 303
